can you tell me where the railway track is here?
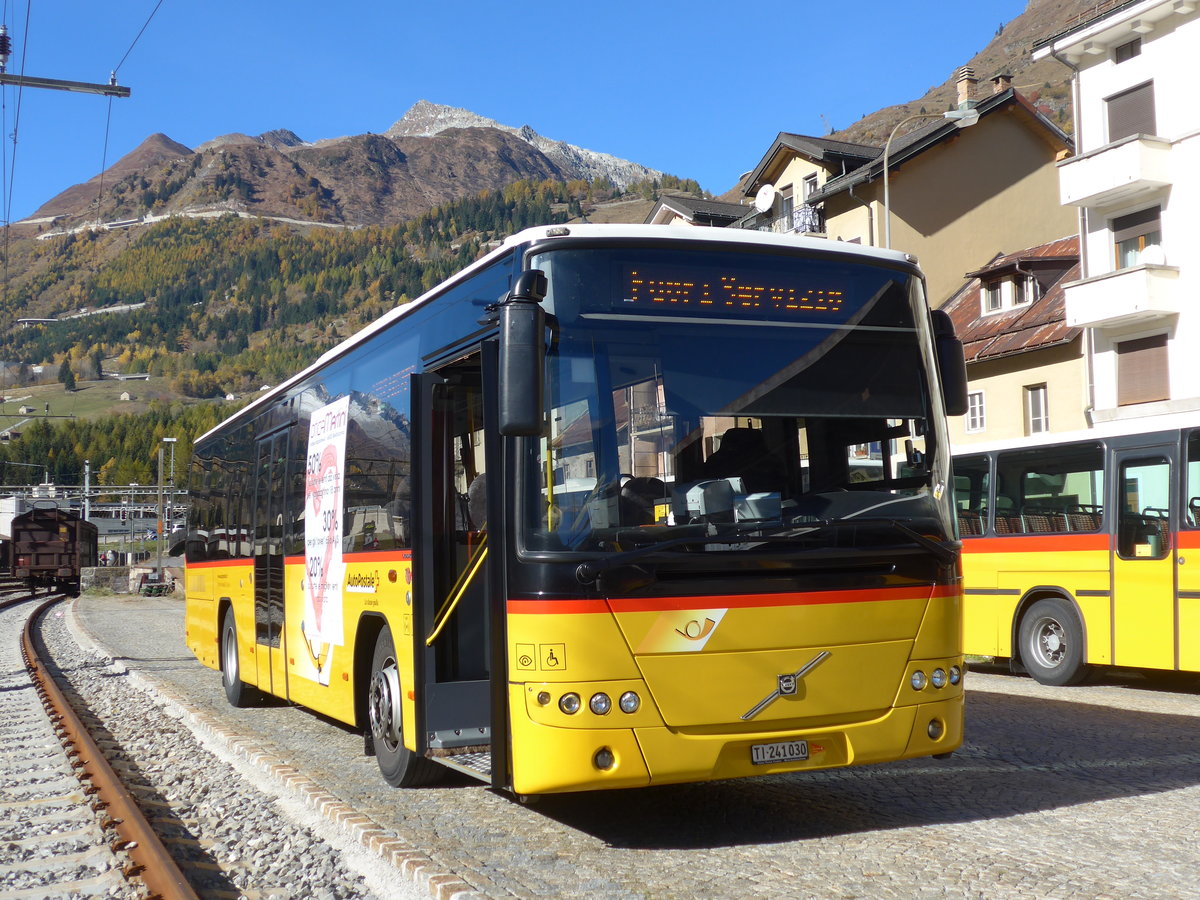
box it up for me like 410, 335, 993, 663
2, 587, 387, 900
1, 586, 192, 899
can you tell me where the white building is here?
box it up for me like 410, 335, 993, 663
1034, 0, 1199, 424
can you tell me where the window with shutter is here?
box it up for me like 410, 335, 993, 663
1117, 334, 1169, 406
1106, 82, 1156, 142
1112, 206, 1162, 269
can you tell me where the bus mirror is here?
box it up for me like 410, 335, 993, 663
499, 269, 548, 436
931, 309, 968, 416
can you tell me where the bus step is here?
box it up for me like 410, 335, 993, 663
429, 747, 492, 780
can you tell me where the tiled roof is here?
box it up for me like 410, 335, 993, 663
655, 194, 747, 221
942, 235, 1081, 362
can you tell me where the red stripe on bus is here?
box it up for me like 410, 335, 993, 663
1177, 531, 1200, 550
187, 558, 254, 570
962, 534, 1109, 554
508, 584, 954, 616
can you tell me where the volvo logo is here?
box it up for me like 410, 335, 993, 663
740, 651, 831, 720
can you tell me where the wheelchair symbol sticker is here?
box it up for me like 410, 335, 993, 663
540, 643, 566, 671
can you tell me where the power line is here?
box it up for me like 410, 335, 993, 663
112, 0, 165, 77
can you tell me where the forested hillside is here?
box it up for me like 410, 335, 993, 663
0, 175, 699, 485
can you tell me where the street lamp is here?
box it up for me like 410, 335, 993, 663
882, 107, 980, 249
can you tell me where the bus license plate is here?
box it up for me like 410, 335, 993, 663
751, 740, 809, 765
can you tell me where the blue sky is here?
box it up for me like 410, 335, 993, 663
2, 0, 1027, 222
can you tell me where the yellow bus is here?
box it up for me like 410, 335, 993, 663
184, 224, 967, 795
954, 418, 1200, 685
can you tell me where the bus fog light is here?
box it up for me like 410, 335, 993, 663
619, 691, 640, 714
927, 718, 945, 740
559, 693, 581, 715
589, 693, 611, 715
593, 747, 615, 770
949, 665, 962, 685
931, 668, 948, 689
536, 691, 551, 706
911, 670, 928, 690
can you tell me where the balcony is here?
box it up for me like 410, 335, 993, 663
732, 204, 825, 236
1064, 263, 1182, 328
1058, 135, 1171, 208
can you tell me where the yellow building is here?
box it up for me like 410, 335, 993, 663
738, 71, 1078, 305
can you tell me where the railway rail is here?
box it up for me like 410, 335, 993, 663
1, 585, 196, 899
2, 587, 387, 899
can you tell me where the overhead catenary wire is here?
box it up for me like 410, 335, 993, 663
95, 0, 166, 224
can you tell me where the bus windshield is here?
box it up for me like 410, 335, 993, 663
524, 244, 945, 553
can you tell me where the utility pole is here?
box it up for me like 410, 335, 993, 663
0, 26, 131, 97
156, 446, 164, 582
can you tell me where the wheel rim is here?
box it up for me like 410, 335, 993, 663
368, 659, 402, 751
223, 623, 238, 682
1030, 615, 1068, 669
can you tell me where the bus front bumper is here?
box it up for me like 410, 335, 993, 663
508, 693, 963, 795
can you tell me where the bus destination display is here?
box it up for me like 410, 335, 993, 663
624, 267, 845, 316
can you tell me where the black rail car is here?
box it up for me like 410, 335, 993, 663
10, 505, 98, 595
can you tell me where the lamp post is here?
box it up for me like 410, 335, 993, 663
882, 107, 980, 249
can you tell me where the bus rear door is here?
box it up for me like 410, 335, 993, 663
252, 431, 289, 695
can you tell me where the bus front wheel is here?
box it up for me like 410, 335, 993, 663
1019, 597, 1088, 686
368, 627, 442, 787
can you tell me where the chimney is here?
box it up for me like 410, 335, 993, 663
956, 65, 979, 108
991, 72, 1014, 95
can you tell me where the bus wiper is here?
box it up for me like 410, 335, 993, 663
780, 516, 960, 567
574, 531, 783, 585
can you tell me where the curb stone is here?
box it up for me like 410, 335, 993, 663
64, 596, 488, 900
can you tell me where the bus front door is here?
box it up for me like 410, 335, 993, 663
413, 354, 497, 782
1111, 449, 1176, 670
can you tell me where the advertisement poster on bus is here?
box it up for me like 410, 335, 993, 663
302, 395, 350, 685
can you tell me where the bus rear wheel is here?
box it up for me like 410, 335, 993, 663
368, 627, 442, 787
1019, 597, 1088, 686
221, 607, 261, 707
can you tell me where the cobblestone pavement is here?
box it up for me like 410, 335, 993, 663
72, 592, 1200, 899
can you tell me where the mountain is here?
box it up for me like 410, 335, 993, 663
387, 100, 663, 190
33, 133, 193, 219
26, 102, 666, 227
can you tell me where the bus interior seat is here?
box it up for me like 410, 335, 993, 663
703, 427, 785, 494
620, 477, 668, 526
957, 510, 984, 535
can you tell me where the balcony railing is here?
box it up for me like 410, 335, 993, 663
732, 204, 825, 235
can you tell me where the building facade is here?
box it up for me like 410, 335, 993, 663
1034, 0, 1200, 425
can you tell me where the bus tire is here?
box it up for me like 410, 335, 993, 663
1019, 597, 1088, 686
221, 607, 261, 707
368, 627, 443, 787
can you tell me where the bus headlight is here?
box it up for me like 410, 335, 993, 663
589, 693, 612, 715
559, 693, 581, 715
949, 665, 962, 685
928, 718, 945, 740
911, 670, 928, 690
593, 747, 615, 770
930, 668, 948, 689
619, 691, 641, 714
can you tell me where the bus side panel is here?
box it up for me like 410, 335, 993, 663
963, 536, 1110, 662
185, 559, 252, 671
278, 553, 414, 731
1175, 531, 1200, 671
